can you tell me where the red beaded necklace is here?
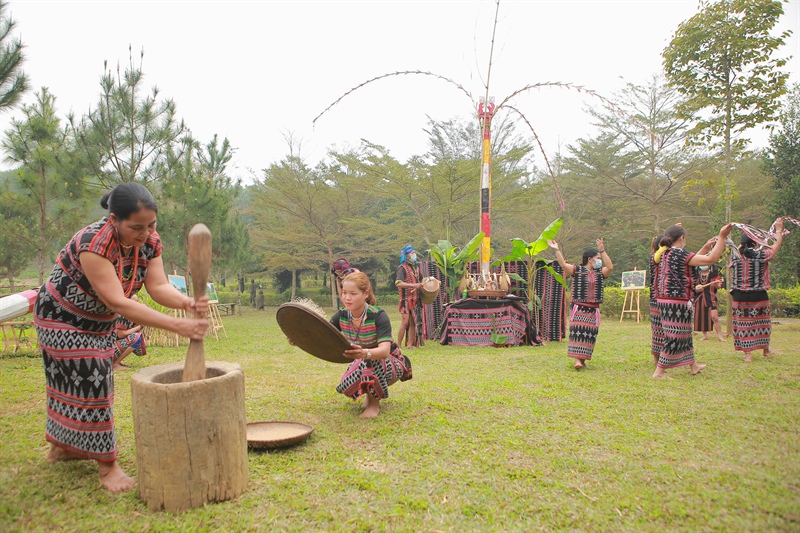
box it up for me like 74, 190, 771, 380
118, 244, 139, 298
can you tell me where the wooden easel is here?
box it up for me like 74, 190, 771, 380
207, 302, 227, 340
620, 290, 641, 322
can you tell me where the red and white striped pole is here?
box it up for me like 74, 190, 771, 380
478, 96, 495, 276
0, 289, 38, 323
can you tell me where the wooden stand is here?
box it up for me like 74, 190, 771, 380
207, 302, 227, 340
620, 290, 641, 323
0, 320, 34, 354
131, 361, 248, 512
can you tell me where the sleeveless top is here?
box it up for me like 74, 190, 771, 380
729, 247, 772, 292
34, 217, 162, 335
571, 265, 604, 305
654, 247, 695, 300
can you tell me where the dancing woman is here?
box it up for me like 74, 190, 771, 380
729, 218, 784, 362
548, 238, 613, 370
651, 223, 731, 378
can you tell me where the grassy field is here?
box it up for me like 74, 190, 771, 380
1, 307, 798, 532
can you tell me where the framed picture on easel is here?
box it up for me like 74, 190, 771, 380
206, 283, 219, 304
168, 275, 188, 295
621, 270, 646, 290
620, 270, 645, 322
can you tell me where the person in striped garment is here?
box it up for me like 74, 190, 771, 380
649, 234, 665, 366
34, 183, 209, 492
729, 218, 784, 362
548, 238, 613, 370
651, 223, 731, 379
333, 271, 412, 418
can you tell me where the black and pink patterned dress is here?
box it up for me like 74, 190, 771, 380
34, 218, 161, 461
729, 247, 773, 352
333, 306, 412, 400
654, 247, 696, 369
567, 265, 605, 362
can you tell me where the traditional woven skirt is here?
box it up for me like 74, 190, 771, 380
693, 296, 716, 332
649, 298, 664, 364
656, 298, 695, 369
114, 330, 146, 361
567, 303, 600, 361
336, 343, 411, 400
36, 320, 117, 462
731, 290, 771, 352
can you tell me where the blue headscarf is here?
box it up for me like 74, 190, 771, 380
400, 245, 415, 264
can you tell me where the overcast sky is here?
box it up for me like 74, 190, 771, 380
3, 0, 799, 182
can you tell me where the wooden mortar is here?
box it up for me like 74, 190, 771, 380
131, 361, 248, 512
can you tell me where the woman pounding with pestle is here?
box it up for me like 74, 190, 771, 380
34, 183, 209, 492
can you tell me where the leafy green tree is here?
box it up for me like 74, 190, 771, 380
662, 0, 792, 224
329, 116, 535, 259
0, 1, 28, 111
156, 134, 245, 281
2, 88, 87, 283
663, 0, 792, 332
251, 146, 348, 306
0, 177, 36, 291
71, 47, 185, 187
764, 84, 800, 286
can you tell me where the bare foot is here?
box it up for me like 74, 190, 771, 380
763, 349, 776, 357
717, 336, 725, 342
112, 363, 128, 371
46, 444, 85, 463
691, 363, 707, 375
359, 395, 381, 419
700, 336, 709, 341
652, 372, 673, 380
97, 461, 136, 493
744, 353, 752, 363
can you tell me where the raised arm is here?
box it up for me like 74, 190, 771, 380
769, 218, 784, 256
597, 238, 613, 278
547, 240, 575, 276
689, 224, 732, 267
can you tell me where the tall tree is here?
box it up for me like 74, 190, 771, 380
2, 88, 87, 283
0, 177, 36, 291
663, 0, 791, 333
0, 1, 28, 111
157, 133, 245, 279
764, 84, 800, 286
71, 47, 184, 187
584, 75, 702, 235
251, 146, 345, 306
662, 0, 791, 224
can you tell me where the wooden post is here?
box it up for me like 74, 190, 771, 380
131, 361, 248, 512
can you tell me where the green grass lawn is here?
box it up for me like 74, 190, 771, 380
1, 308, 798, 532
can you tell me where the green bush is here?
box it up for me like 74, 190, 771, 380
769, 286, 800, 317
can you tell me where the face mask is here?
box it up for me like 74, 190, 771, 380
593, 259, 602, 269
699, 266, 709, 271
409, 253, 417, 263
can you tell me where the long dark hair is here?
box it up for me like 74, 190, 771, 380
651, 234, 664, 254
581, 248, 599, 266
100, 183, 158, 221
659, 225, 685, 248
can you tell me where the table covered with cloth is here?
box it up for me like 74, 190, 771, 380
438, 297, 540, 346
